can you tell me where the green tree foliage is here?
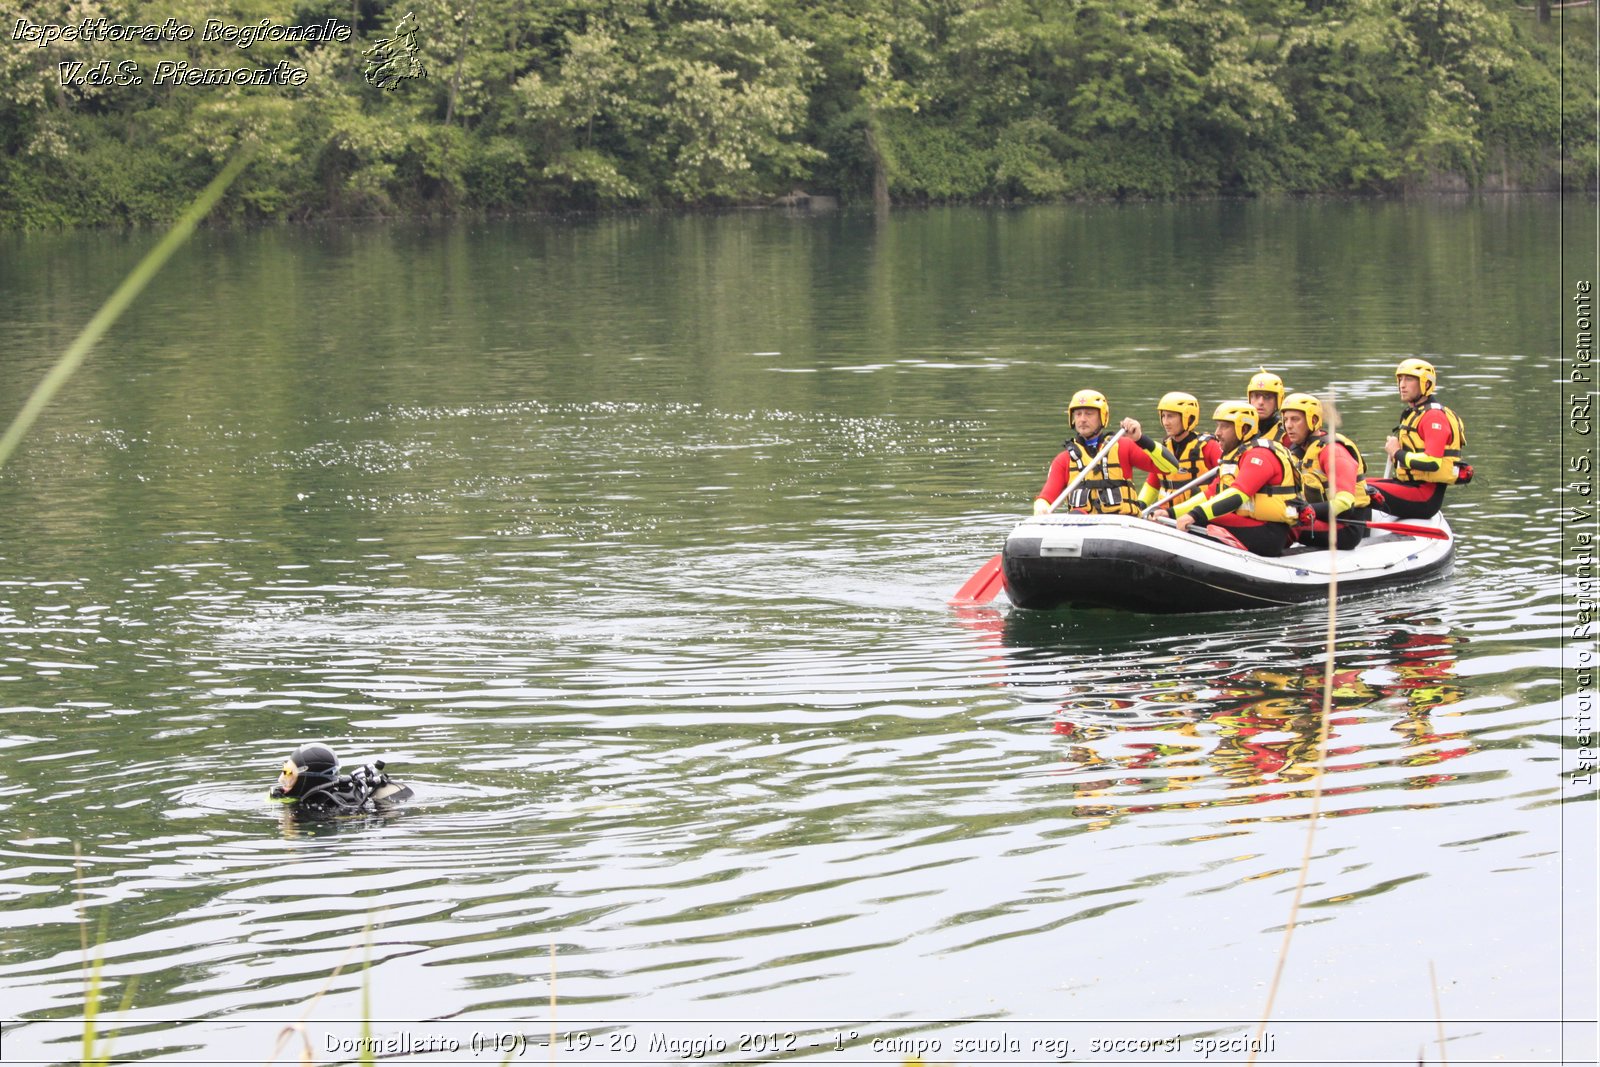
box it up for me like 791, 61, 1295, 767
0, 0, 1589, 227
516, 17, 641, 200
514, 3, 820, 204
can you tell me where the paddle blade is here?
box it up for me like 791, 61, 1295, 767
1312, 519, 1451, 541
1200, 525, 1247, 551
1365, 520, 1450, 540
952, 553, 1006, 604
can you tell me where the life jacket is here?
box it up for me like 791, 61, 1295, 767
1063, 435, 1139, 515
1158, 432, 1216, 507
1394, 396, 1467, 484
1214, 442, 1245, 490
1298, 432, 1372, 508
1256, 414, 1284, 444
1216, 437, 1300, 524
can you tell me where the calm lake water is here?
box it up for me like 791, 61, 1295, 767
0, 199, 1594, 1065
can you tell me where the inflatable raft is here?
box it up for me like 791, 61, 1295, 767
1000, 512, 1453, 613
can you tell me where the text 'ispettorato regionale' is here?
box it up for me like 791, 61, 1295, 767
11, 17, 351, 88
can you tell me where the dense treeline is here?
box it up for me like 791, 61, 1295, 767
0, 0, 1592, 227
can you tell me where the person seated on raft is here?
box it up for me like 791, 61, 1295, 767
1280, 392, 1373, 550
1173, 401, 1302, 557
1033, 388, 1180, 516
1364, 358, 1471, 520
268, 742, 413, 813
1247, 369, 1290, 444
1137, 390, 1221, 517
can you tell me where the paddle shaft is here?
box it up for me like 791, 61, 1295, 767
1042, 428, 1128, 515
1140, 466, 1219, 517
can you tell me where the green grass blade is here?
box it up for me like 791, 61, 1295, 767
0, 148, 253, 471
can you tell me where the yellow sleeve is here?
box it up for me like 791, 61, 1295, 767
1190, 487, 1248, 521
1400, 450, 1442, 473
1145, 442, 1182, 477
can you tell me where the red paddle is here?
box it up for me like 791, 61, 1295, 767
1311, 518, 1450, 540
951, 552, 1005, 603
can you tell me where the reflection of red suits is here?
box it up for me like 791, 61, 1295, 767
1227, 720, 1290, 778
1027, 635, 1468, 800
1393, 631, 1456, 673
1218, 700, 1362, 781
1389, 631, 1464, 711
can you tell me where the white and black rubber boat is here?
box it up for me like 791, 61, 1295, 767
1000, 512, 1453, 613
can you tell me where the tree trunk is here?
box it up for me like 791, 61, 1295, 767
446, 0, 480, 126
865, 116, 890, 212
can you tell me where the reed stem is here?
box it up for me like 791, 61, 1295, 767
1248, 425, 1342, 1062
0, 149, 252, 471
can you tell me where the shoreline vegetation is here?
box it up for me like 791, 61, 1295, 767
1, 0, 1595, 231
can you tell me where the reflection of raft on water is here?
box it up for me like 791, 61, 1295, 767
1001, 512, 1453, 613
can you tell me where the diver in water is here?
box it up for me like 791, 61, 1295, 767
268, 743, 414, 813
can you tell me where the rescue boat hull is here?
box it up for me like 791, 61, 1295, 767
1000, 512, 1453, 613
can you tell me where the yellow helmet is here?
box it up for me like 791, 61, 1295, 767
1157, 391, 1201, 434
1212, 400, 1258, 440
1395, 357, 1437, 395
1067, 388, 1110, 425
1247, 369, 1284, 403
1281, 392, 1323, 434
